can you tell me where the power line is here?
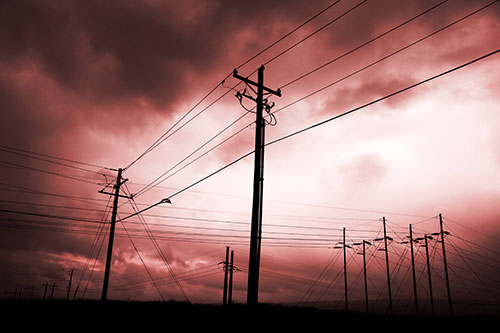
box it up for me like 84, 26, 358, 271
235, 0, 342, 70
0, 160, 103, 186
0, 208, 108, 224
273, 0, 499, 114
132, 111, 252, 198
122, 75, 232, 172
262, 0, 368, 67
123, 187, 190, 303
118, 216, 165, 301
266, 48, 500, 147
279, 0, 449, 89
122, 0, 347, 172
0, 144, 115, 172
136, 48, 498, 212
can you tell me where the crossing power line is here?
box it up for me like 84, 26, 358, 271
130, 48, 498, 214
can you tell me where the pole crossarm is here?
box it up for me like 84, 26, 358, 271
233, 68, 282, 97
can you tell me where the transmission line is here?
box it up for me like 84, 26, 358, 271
130, 49, 498, 213
235, 0, 342, 70
273, 0, 499, 115
262, 0, 368, 68
279, 0, 449, 89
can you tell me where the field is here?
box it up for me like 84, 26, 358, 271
1, 299, 497, 330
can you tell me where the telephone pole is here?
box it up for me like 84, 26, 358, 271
43, 282, 49, 300
228, 250, 234, 305
66, 269, 73, 301
223, 246, 230, 306
439, 214, 453, 316
382, 217, 393, 315
424, 234, 435, 316
233, 66, 281, 305
100, 168, 130, 301
409, 225, 419, 316
343, 227, 348, 313
362, 240, 371, 313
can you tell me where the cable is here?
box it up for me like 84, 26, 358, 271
0, 160, 102, 186
279, 0, 449, 89
123, 73, 232, 172
122, 1, 346, 172
266, 48, 500, 146
273, 0, 499, 115
132, 111, 251, 198
0, 208, 108, 224
123, 187, 190, 303
118, 216, 165, 301
74, 195, 112, 300
0, 144, 114, 172
139, 48, 499, 210
235, 0, 341, 70
262, 0, 368, 67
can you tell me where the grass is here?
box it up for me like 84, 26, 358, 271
0, 299, 497, 330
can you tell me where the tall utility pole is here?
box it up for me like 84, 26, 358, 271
382, 217, 393, 316
233, 66, 281, 305
409, 225, 419, 316
43, 282, 49, 300
362, 240, 371, 313
66, 269, 73, 301
424, 234, 435, 316
343, 227, 348, 313
223, 246, 230, 306
50, 283, 57, 299
228, 250, 234, 305
100, 168, 130, 301
439, 214, 453, 316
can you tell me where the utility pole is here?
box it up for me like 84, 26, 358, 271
439, 214, 453, 316
50, 283, 57, 299
424, 234, 435, 316
362, 240, 371, 313
228, 250, 234, 305
223, 246, 230, 306
233, 66, 281, 305
100, 168, 130, 301
409, 225, 419, 316
43, 282, 49, 300
382, 217, 393, 315
343, 227, 348, 313
66, 269, 73, 301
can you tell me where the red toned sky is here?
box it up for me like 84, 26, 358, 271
1, 0, 499, 313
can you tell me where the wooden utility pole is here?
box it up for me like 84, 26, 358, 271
50, 283, 57, 299
43, 282, 49, 300
424, 234, 435, 316
382, 217, 393, 315
223, 246, 230, 306
233, 66, 281, 305
439, 214, 453, 316
101, 168, 130, 301
343, 227, 348, 313
66, 269, 73, 301
362, 240, 371, 313
228, 250, 234, 305
409, 225, 419, 316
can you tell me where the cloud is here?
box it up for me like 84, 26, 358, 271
338, 151, 390, 188
1, 0, 499, 305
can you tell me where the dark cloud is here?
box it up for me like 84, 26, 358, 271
321, 73, 417, 114
1, 0, 498, 304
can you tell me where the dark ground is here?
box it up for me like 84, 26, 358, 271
0, 299, 496, 330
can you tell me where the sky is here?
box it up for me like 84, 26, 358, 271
1, 0, 499, 314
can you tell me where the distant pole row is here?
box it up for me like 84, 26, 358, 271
338, 214, 453, 316
222, 246, 236, 306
